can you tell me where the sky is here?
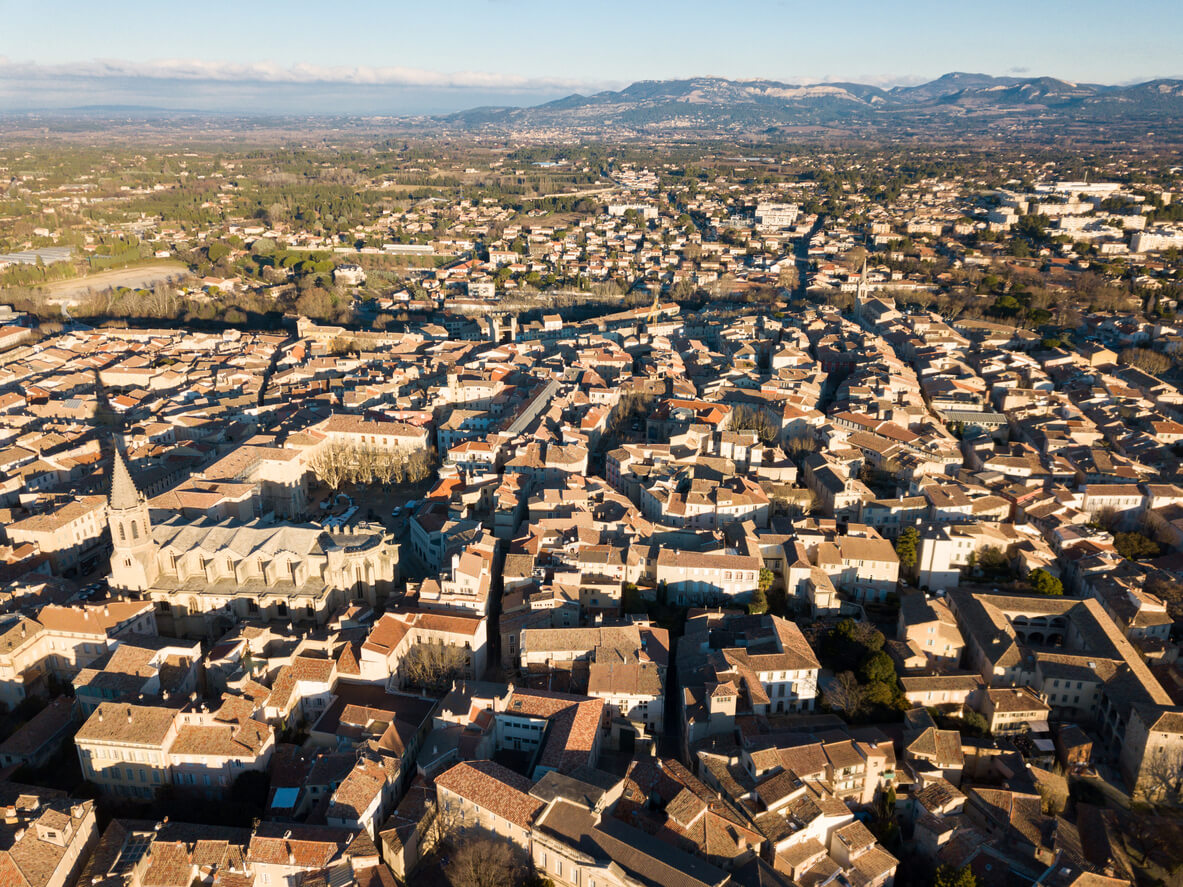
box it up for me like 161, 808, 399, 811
2, 0, 1182, 115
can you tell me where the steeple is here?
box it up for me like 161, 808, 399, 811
107, 443, 158, 593
109, 446, 141, 510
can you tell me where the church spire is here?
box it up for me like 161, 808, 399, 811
109, 446, 141, 511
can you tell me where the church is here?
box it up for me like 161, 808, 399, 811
107, 448, 399, 638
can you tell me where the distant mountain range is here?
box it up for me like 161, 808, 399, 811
441, 72, 1183, 140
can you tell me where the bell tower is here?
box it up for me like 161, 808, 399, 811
107, 446, 159, 591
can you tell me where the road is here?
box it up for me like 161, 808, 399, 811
523, 186, 616, 201
659, 642, 681, 758
792, 214, 826, 302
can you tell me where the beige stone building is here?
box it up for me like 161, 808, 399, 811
0, 788, 97, 887
75, 698, 274, 800
897, 594, 965, 666
975, 686, 1051, 735
312, 412, 431, 454
5, 495, 107, 575
106, 449, 398, 637
0, 602, 156, 709
197, 443, 314, 519
74, 702, 178, 799
434, 760, 542, 850
1120, 705, 1183, 801
531, 798, 730, 887
359, 610, 488, 689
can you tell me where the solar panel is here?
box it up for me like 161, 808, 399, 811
113, 832, 153, 872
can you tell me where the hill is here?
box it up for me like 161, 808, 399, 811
440, 73, 1183, 141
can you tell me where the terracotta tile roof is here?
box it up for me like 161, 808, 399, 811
36, 601, 153, 636
76, 703, 176, 747
248, 824, 351, 868
141, 842, 194, 887
328, 758, 389, 822
435, 760, 543, 829
505, 689, 604, 772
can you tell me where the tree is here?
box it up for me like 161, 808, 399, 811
421, 796, 460, 857
934, 865, 976, 887
445, 837, 526, 887
959, 710, 990, 737
748, 585, 769, 616
1029, 568, 1063, 597
1119, 346, 1171, 376
777, 264, 799, 290
758, 567, 774, 593
860, 650, 897, 685
730, 404, 780, 445
1134, 744, 1183, 803
823, 618, 886, 673
976, 545, 1011, 577
309, 441, 351, 492
824, 671, 865, 716
1113, 531, 1161, 561
871, 785, 899, 846
405, 448, 436, 484
229, 769, 270, 822
784, 433, 819, 456
895, 526, 919, 572
400, 643, 471, 695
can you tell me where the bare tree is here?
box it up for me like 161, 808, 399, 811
420, 794, 460, 858
372, 449, 399, 486
445, 837, 525, 887
1135, 745, 1183, 804
309, 441, 351, 492
784, 433, 819, 456
731, 404, 780, 445
405, 448, 436, 484
825, 671, 865, 716
778, 264, 799, 290
401, 643, 470, 694
352, 444, 378, 486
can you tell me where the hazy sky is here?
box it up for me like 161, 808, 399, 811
2, 0, 1181, 114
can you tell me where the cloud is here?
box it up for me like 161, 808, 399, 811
0, 56, 611, 93
1008, 66, 1031, 74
